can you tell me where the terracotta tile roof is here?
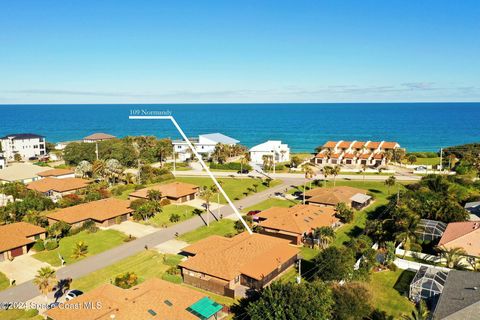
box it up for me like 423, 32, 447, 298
330, 152, 342, 159
352, 141, 366, 149
38, 168, 74, 177
373, 153, 384, 160
323, 141, 337, 148
366, 141, 381, 149
257, 205, 339, 235
305, 186, 367, 206
0, 222, 45, 252
47, 198, 133, 224
438, 222, 480, 257
359, 153, 371, 159
343, 153, 356, 159
337, 141, 352, 149
83, 133, 116, 141
129, 182, 199, 200
180, 232, 299, 281
381, 141, 399, 149
46, 278, 217, 320
314, 152, 328, 159
27, 177, 90, 193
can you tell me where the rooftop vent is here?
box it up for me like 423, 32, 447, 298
147, 309, 157, 316
164, 300, 173, 307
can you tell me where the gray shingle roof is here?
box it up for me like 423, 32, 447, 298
433, 270, 480, 319
0, 133, 44, 140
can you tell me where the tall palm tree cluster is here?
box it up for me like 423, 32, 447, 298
76, 158, 128, 185
211, 143, 247, 164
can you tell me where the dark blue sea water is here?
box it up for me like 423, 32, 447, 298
1, 103, 479, 152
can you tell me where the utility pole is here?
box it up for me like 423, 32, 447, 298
95, 142, 99, 161
439, 148, 443, 172
173, 150, 176, 175
296, 259, 302, 284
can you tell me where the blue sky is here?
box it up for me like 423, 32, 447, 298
1, 1, 479, 103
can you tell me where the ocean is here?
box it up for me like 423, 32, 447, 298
1, 103, 479, 152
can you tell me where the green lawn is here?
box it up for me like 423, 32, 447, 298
71, 250, 183, 292
175, 177, 282, 203
330, 180, 408, 246
146, 204, 198, 228
403, 157, 440, 166
33, 230, 128, 267
0, 309, 42, 320
0, 272, 9, 291
242, 198, 298, 213
365, 269, 415, 318
179, 219, 237, 243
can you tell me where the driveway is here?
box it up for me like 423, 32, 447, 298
154, 239, 189, 255
106, 221, 158, 238
0, 253, 53, 285
185, 198, 225, 212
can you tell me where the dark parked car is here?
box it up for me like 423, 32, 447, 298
47, 302, 60, 310
237, 169, 250, 174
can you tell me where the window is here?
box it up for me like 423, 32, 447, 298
39, 144, 44, 149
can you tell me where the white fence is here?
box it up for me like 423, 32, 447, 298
394, 257, 451, 272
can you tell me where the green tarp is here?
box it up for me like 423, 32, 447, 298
186, 297, 223, 320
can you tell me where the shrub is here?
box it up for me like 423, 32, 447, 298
45, 240, 59, 251
166, 266, 180, 275
83, 220, 99, 233
111, 185, 130, 196
114, 272, 138, 289
209, 162, 252, 171
32, 239, 45, 252
169, 213, 181, 223
159, 198, 171, 206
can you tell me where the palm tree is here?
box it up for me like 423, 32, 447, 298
321, 166, 333, 187
91, 159, 106, 179
240, 152, 250, 173
71, 241, 89, 259
402, 300, 429, 320
147, 189, 162, 201
75, 160, 92, 178
200, 186, 214, 226
105, 159, 124, 185
394, 207, 420, 258
262, 155, 273, 172
303, 164, 315, 204
439, 246, 467, 269
313, 226, 335, 249
33, 266, 58, 301
384, 176, 396, 194
331, 165, 341, 187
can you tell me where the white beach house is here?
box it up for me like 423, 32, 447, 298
0, 156, 5, 170
0, 133, 46, 161
172, 133, 240, 161
249, 140, 290, 164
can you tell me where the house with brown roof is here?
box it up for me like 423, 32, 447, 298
256, 204, 341, 245
27, 177, 90, 202
83, 132, 116, 143
47, 198, 133, 228
438, 221, 480, 258
0, 222, 46, 261
38, 168, 75, 179
129, 182, 199, 203
305, 186, 371, 210
179, 232, 300, 298
45, 278, 225, 320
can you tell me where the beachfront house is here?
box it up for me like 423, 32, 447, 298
129, 182, 199, 203
305, 186, 371, 210
313, 140, 402, 167
47, 198, 133, 228
83, 132, 116, 143
0, 156, 5, 169
249, 140, 290, 165
172, 133, 240, 161
256, 204, 341, 245
46, 278, 225, 320
179, 232, 299, 298
0, 133, 46, 161
0, 222, 46, 261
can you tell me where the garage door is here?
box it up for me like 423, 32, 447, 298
11, 247, 23, 258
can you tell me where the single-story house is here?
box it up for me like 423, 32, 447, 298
45, 278, 224, 320
47, 198, 133, 228
437, 221, 480, 258
27, 177, 90, 201
305, 186, 371, 210
0, 163, 46, 184
129, 182, 199, 203
256, 204, 341, 245
37, 168, 75, 179
180, 232, 299, 298
83, 132, 116, 143
0, 222, 46, 261
249, 140, 290, 165
432, 270, 480, 319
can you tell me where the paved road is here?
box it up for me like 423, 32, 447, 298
0, 180, 294, 303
